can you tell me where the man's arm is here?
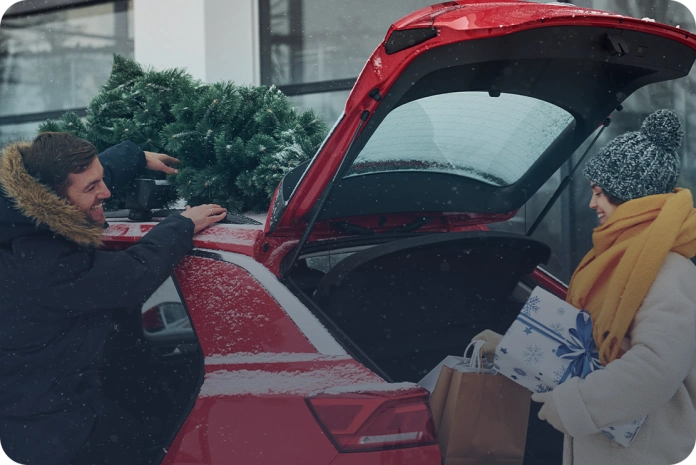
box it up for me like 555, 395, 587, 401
18, 214, 195, 318
99, 141, 147, 192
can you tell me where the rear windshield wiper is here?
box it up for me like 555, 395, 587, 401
330, 216, 432, 236
331, 221, 375, 235
387, 216, 431, 234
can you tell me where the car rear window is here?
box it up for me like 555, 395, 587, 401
345, 92, 574, 187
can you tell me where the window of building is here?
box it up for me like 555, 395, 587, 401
0, 0, 133, 144
259, 0, 435, 126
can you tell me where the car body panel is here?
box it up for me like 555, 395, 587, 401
175, 256, 318, 355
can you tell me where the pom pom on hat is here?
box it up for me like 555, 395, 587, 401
641, 109, 684, 152
583, 109, 683, 202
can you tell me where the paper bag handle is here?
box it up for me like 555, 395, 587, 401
463, 339, 487, 374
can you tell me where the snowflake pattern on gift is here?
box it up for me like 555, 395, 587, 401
625, 431, 635, 441
523, 345, 544, 365
557, 307, 565, 316
514, 368, 527, 377
521, 296, 541, 316
553, 365, 568, 384
535, 384, 551, 393
601, 430, 615, 440
550, 322, 565, 336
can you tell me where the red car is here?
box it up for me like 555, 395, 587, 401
100, 2, 696, 464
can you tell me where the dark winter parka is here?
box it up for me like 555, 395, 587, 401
0, 141, 195, 465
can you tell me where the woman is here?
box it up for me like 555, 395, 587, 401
475, 109, 696, 465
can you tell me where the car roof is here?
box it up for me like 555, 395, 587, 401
103, 217, 265, 257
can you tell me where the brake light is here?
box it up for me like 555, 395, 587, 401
306, 387, 437, 452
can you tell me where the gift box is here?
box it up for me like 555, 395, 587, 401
493, 286, 646, 447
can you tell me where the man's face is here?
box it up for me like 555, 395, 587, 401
65, 158, 111, 224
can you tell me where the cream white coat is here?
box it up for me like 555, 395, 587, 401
551, 252, 696, 465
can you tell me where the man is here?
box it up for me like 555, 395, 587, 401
0, 132, 227, 465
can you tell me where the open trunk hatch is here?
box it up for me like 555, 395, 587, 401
268, 4, 696, 236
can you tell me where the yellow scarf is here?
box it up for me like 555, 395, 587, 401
566, 188, 696, 365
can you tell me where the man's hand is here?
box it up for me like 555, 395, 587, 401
180, 204, 227, 234
144, 151, 180, 175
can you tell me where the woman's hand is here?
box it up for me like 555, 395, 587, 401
144, 151, 180, 175
180, 204, 227, 233
532, 392, 569, 435
471, 329, 503, 356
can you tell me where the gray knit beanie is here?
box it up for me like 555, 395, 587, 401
583, 109, 684, 202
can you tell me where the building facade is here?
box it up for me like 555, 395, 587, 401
1, 0, 695, 281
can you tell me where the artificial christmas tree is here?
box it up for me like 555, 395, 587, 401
39, 55, 328, 213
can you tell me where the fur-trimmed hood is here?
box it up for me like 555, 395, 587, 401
0, 142, 103, 247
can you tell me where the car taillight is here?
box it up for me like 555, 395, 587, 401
306, 387, 437, 452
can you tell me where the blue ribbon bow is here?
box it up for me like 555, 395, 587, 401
555, 311, 602, 384
516, 310, 602, 384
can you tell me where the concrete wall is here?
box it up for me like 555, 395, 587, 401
133, 0, 258, 85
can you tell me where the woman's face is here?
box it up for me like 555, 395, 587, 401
589, 183, 618, 226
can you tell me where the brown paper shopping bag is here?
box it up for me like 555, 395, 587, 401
430, 365, 531, 465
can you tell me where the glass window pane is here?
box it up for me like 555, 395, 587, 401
288, 89, 350, 127
262, 0, 435, 85
0, 122, 39, 145
346, 92, 574, 187
141, 277, 191, 334
0, 2, 133, 117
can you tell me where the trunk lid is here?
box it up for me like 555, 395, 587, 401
266, 0, 696, 238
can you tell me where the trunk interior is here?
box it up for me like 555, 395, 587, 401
286, 230, 563, 464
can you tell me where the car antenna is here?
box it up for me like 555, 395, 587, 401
282, 110, 371, 280
526, 116, 612, 237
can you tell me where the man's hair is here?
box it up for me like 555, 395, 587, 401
19, 132, 98, 197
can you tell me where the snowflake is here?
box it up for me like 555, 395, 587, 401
553, 365, 568, 384
550, 322, 565, 335
625, 431, 635, 440
521, 296, 541, 316
535, 384, 551, 393
514, 368, 527, 377
523, 345, 544, 366
557, 307, 565, 315
601, 430, 615, 440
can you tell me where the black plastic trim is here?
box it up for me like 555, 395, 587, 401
277, 78, 356, 96
148, 273, 205, 465
0, 107, 87, 126
384, 27, 438, 55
